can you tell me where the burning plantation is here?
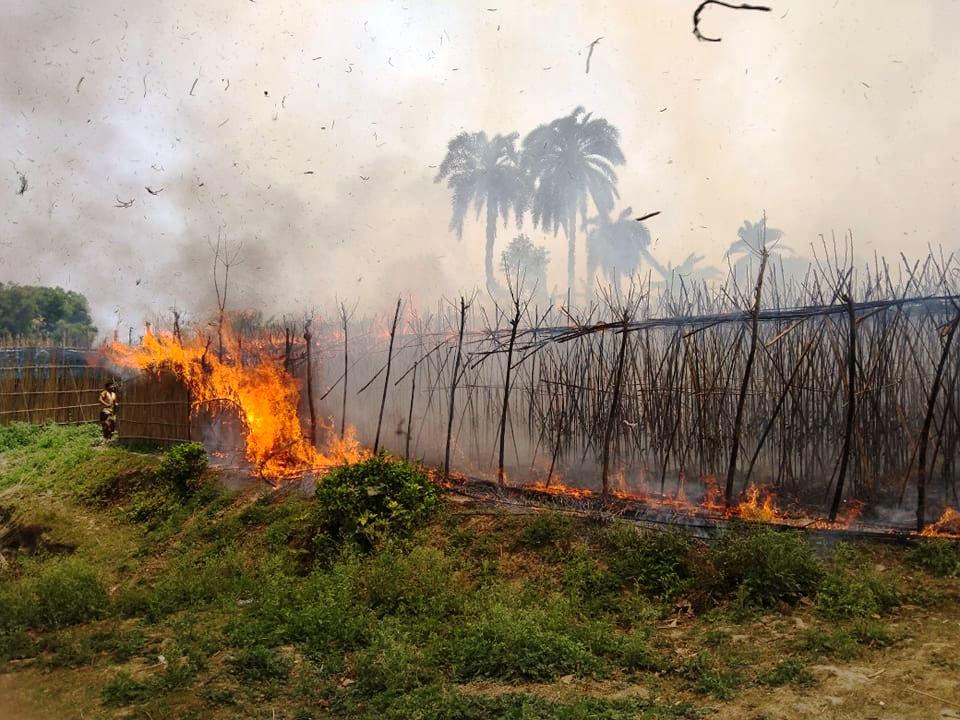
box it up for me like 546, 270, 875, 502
7, 1, 960, 716
95, 245, 954, 537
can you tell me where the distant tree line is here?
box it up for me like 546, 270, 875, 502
436, 106, 795, 298
0, 283, 97, 345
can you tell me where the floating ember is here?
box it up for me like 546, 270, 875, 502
104, 328, 366, 479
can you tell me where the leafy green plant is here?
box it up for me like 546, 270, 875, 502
907, 540, 960, 577
312, 454, 439, 551
516, 512, 577, 550
815, 548, 899, 620
679, 650, 742, 700
799, 628, 861, 660
0, 557, 108, 630
708, 527, 823, 608
156, 442, 208, 495
601, 525, 695, 600
758, 657, 816, 687
446, 597, 602, 681
353, 623, 433, 698
228, 644, 292, 682
0, 422, 44, 452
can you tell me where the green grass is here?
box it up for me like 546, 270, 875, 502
2, 421, 960, 719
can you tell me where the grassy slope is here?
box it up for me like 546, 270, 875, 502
0, 423, 959, 720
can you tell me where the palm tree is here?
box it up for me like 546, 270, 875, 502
522, 107, 625, 295
435, 131, 527, 294
726, 216, 789, 259
586, 207, 668, 290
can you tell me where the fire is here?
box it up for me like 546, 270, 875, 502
732, 486, 780, 523
920, 507, 960, 538
105, 329, 366, 479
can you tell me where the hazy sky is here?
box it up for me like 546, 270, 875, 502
2, 0, 958, 334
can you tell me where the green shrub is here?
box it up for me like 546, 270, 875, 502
225, 557, 374, 659
908, 540, 960, 577
102, 671, 151, 706
0, 422, 43, 452
679, 650, 742, 700
447, 598, 602, 681
816, 551, 900, 620
228, 645, 292, 682
313, 454, 439, 550
619, 632, 670, 673
709, 527, 823, 608
0, 557, 108, 630
353, 623, 432, 698
562, 544, 620, 609
361, 545, 464, 620
601, 526, 695, 600
800, 628, 861, 660
759, 657, 816, 687
156, 442, 208, 495
516, 512, 577, 550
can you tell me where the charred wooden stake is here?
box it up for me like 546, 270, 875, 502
405, 362, 417, 460
829, 294, 858, 522
340, 304, 349, 440
444, 297, 468, 479
915, 309, 960, 531
304, 320, 317, 447
497, 303, 522, 487
601, 312, 631, 498
724, 250, 768, 507
374, 298, 402, 454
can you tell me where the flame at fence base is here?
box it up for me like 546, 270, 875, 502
920, 507, 960, 538
104, 331, 367, 479
522, 479, 891, 532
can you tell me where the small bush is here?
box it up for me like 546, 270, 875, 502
0, 557, 108, 630
228, 645, 292, 682
562, 544, 620, 609
709, 527, 823, 608
680, 650, 742, 700
908, 540, 960, 578
353, 623, 432, 698
517, 512, 577, 550
102, 671, 151, 706
816, 549, 900, 620
313, 454, 439, 551
0, 422, 43, 452
601, 526, 694, 600
447, 599, 602, 681
156, 443, 208, 495
619, 632, 670, 673
361, 545, 464, 619
800, 628, 861, 660
759, 657, 816, 687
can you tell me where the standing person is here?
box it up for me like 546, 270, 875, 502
99, 381, 118, 440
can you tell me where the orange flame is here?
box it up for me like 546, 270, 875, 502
105, 330, 366, 479
920, 507, 960, 538
732, 485, 780, 523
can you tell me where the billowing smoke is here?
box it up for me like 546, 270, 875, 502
2, 0, 960, 334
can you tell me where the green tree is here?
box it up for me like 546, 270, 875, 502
0, 283, 97, 345
522, 107, 625, 294
500, 234, 549, 297
435, 131, 527, 294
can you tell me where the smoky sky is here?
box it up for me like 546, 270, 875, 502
2, 0, 959, 335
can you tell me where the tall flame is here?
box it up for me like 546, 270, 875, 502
105, 329, 365, 479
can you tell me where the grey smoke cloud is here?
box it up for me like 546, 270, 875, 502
2, 0, 959, 335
